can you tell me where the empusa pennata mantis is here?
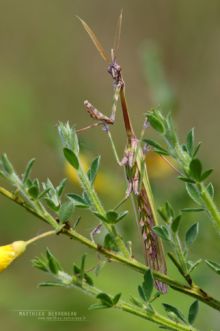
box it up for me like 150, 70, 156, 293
77, 11, 167, 293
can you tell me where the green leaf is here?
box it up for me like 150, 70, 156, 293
185, 183, 201, 205
63, 148, 79, 169
142, 270, 154, 301
44, 197, 60, 211
205, 259, 220, 275
187, 259, 202, 273
153, 225, 170, 241
106, 210, 119, 223
1, 154, 14, 175
39, 281, 64, 287
162, 303, 187, 324
171, 215, 182, 233
147, 113, 165, 133
87, 156, 101, 185
188, 301, 199, 325
38, 188, 51, 199
79, 254, 86, 281
84, 273, 94, 286
59, 201, 74, 223
103, 210, 128, 224
165, 202, 174, 218
189, 159, 202, 181
186, 128, 194, 156
185, 223, 199, 246
56, 178, 67, 197
117, 210, 128, 222
113, 293, 121, 305
28, 185, 39, 199
93, 212, 108, 222
96, 293, 113, 307
32, 256, 48, 272
23, 158, 35, 183
104, 234, 119, 251
138, 285, 146, 301
143, 139, 169, 155
129, 296, 143, 308
157, 205, 168, 222
46, 248, 62, 274
206, 183, 214, 198
178, 176, 195, 184
200, 169, 213, 181
68, 193, 89, 208
193, 142, 202, 157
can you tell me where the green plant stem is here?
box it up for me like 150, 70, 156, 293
26, 230, 56, 245
198, 182, 220, 229
172, 233, 188, 276
0, 185, 220, 312
170, 141, 220, 232
70, 276, 197, 331
77, 162, 130, 258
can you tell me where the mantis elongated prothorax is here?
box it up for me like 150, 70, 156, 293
78, 12, 167, 293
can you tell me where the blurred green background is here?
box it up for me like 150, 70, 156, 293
0, 0, 220, 330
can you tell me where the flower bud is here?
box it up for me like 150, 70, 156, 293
0, 240, 27, 272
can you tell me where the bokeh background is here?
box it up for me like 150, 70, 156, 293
0, 0, 220, 330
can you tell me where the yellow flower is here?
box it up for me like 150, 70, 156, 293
0, 241, 26, 272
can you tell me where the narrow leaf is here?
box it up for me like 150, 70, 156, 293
189, 159, 202, 181
171, 215, 182, 233
162, 303, 187, 324
193, 142, 202, 157
39, 281, 64, 287
143, 139, 169, 155
23, 158, 35, 183
46, 248, 62, 274
104, 234, 119, 251
188, 301, 199, 325
28, 185, 39, 199
138, 285, 146, 301
147, 114, 165, 133
153, 226, 170, 241
96, 293, 113, 307
1, 154, 14, 175
59, 201, 74, 223
142, 270, 154, 301
87, 156, 101, 185
205, 259, 220, 275
56, 178, 67, 197
200, 169, 213, 181
178, 176, 195, 184
68, 193, 89, 208
206, 183, 214, 198
63, 148, 79, 169
113, 293, 121, 305
185, 223, 199, 246
185, 183, 201, 205
187, 259, 202, 273
186, 128, 194, 156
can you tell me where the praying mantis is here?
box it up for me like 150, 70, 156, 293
77, 12, 167, 293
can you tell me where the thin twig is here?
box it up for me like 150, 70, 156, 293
0, 185, 220, 312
